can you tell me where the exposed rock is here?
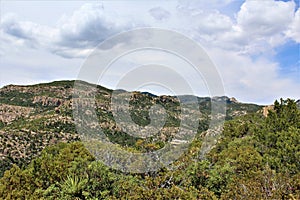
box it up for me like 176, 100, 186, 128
262, 105, 274, 117
160, 95, 175, 103
33, 96, 64, 107
0, 80, 263, 174
229, 97, 239, 103
0, 104, 33, 124
0, 130, 79, 163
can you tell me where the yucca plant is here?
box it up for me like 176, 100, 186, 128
60, 174, 88, 199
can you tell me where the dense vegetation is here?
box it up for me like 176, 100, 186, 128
0, 98, 299, 199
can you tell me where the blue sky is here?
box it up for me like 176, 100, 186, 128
276, 41, 299, 78
0, 0, 299, 104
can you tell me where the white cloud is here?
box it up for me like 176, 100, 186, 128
56, 4, 133, 49
1, 1, 296, 57
172, 0, 297, 56
208, 48, 300, 104
211, 0, 295, 54
231, 0, 296, 53
0, 0, 299, 103
237, 0, 295, 36
192, 10, 233, 35
286, 8, 300, 42
1, 13, 57, 47
0, 3, 137, 58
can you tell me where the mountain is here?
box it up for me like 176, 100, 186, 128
0, 80, 262, 176
0, 80, 299, 199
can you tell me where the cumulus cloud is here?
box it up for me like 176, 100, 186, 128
0, 0, 299, 103
189, 0, 296, 54
1, 13, 56, 49
1, 1, 297, 58
234, 0, 295, 50
56, 4, 134, 49
186, 10, 233, 36
286, 8, 300, 42
1, 14, 34, 40
237, 0, 294, 36
208, 48, 300, 103
0, 3, 137, 58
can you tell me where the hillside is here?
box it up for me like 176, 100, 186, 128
0, 80, 262, 175
0, 81, 299, 199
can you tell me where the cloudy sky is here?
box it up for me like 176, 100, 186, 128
0, 0, 299, 104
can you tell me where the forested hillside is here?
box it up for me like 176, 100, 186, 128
0, 81, 299, 199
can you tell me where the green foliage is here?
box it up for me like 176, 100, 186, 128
0, 164, 34, 199
222, 166, 300, 199
0, 98, 299, 199
256, 98, 300, 173
60, 175, 88, 199
35, 80, 75, 88
0, 121, 4, 129
266, 98, 300, 132
206, 162, 236, 196
0, 90, 34, 107
0, 157, 13, 177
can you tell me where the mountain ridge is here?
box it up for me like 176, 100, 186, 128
0, 79, 275, 177
0, 80, 299, 199
0, 80, 267, 105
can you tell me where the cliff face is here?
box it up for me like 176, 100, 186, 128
32, 96, 65, 107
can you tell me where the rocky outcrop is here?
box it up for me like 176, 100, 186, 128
229, 97, 239, 103
160, 95, 176, 103
0, 130, 79, 162
262, 105, 274, 117
0, 80, 264, 175
0, 104, 33, 124
33, 96, 64, 107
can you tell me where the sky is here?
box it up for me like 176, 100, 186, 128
0, 0, 299, 104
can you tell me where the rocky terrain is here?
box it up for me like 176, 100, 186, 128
0, 80, 263, 176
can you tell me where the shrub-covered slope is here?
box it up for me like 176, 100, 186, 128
0, 98, 299, 199
0, 80, 262, 177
